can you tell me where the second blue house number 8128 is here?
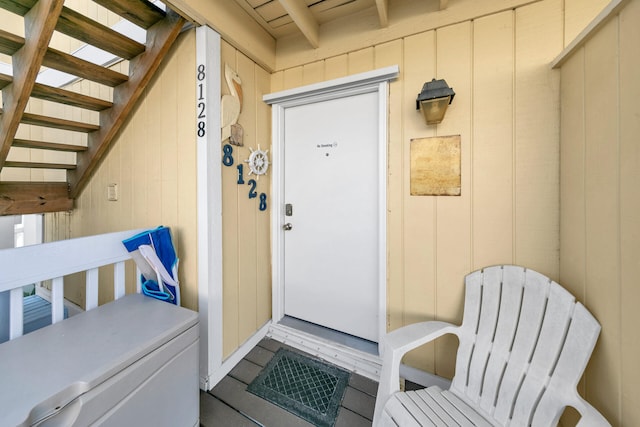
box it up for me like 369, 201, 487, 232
223, 144, 267, 211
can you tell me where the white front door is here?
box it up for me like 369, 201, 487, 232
282, 91, 380, 342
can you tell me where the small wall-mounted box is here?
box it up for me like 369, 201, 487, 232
107, 183, 118, 201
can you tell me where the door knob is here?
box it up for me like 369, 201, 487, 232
282, 223, 293, 231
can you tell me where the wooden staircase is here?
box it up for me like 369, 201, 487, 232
0, 0, 185, 215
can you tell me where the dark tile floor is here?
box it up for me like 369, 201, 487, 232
200, 338, 378, 426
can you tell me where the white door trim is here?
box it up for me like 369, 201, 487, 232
264, 65, 399, 353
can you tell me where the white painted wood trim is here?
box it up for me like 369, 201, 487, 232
0, 229, 145, 293
51, 277, 64, 324
86, 268, 99, 311
113, 261, 126, 300
268, 323, 383, 382
377, 80, 388, 356
135, 266, 142, 294
196, 25, 224, 392
263, 65, 399, 105
204, 321, 271, 390
551, 0, 630, 68
270, 103, 286, 323
9, 288, 23, 340
266, 66, 397, 348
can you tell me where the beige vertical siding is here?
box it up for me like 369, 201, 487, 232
272, 0, 564, 380
220, 40, 272, 359
559, 1, 640, 425
433, 21, 473, 380
45, 30, 199, 311
564, 0, 612, 45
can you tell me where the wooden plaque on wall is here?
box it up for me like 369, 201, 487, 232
410, 135, 461, 196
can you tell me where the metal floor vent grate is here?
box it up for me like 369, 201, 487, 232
247, 348, 350, 427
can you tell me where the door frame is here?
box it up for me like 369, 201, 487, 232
264, 66, 399, 351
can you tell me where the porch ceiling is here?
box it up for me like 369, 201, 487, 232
231, 0, 448, 48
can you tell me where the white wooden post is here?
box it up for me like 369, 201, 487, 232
196, 25, 223, 390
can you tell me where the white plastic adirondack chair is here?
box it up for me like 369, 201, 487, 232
373, 265, 610, 427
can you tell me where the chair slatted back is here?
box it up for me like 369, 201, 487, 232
450, 265, 601, 426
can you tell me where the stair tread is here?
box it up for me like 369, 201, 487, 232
0, 72, 113, 111
0, 0, 145, 59
93, 0, 166, 30
57, 6, 145, 60
0, 109, 100, 133
12, 139, 88, 152
0, 29, 128, 87
4, 161, 76, 170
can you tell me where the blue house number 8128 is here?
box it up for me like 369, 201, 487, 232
222, 144, 267, 211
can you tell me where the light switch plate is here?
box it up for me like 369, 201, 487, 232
107, 183, 118, 201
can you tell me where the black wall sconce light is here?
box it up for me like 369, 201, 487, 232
416, 79, 455, 125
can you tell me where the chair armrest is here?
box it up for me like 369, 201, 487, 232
573, 395, 611, 427
373, 321, 460, 425
385, 321, 459, 355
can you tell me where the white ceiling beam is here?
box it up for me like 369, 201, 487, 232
440, 0, 449, 10
375, 0, 389, 27
278, 0, 319, 48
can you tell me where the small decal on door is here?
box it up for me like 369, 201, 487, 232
316, 142, 338, 149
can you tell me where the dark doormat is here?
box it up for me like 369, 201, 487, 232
247, 348, 350, 427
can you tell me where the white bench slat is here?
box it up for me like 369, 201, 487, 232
9, 288, 23, 340
136, 265, 142, 294
114, 261, 126, 299
51, 277, 64, 324
86, 268, 99, 311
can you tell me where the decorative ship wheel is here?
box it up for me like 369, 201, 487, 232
245, 145, 269, 179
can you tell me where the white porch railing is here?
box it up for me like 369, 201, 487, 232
0, 229, 146, 341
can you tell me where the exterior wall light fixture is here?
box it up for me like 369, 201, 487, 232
416, 78, 455, 125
